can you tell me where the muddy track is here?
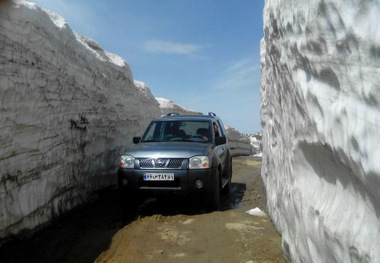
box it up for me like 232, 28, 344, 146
0, 156, 285, 263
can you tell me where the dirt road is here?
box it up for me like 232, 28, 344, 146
96, 156, 285, 263
0, 156, 285, 263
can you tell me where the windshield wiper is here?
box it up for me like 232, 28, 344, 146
183, 139, 208, 143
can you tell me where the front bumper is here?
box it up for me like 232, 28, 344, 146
118, 167, 217, 195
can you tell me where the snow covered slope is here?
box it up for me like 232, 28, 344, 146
0, 1, 160, 238
156, 97, 202, 116
261, 0, 380, 262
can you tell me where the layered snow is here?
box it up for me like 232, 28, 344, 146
261, 0, 380, 262
225, 126, 254, 157
0, 1, 160, 238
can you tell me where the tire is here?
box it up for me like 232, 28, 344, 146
222, 159, 232, 195
208, 170, 221, 210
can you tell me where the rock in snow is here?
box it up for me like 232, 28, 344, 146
0, 1, 160, 238
261, 0, 380, 262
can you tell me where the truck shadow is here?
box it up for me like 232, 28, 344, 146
220, 182, 247, 211
127, 182, 247, 218
0, 183, 247, 263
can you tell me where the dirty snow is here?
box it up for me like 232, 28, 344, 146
261, 0, 380, 262
0, 1, 160, 238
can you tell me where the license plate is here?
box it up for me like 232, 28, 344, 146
143, 173, 174, 181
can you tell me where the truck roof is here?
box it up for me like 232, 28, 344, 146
159, 112, 221, 122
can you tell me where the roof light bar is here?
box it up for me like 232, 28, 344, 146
166, 112, 180, 116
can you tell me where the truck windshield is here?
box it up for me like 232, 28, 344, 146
141, 120, 212, 143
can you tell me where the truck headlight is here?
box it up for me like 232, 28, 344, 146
119, 155, 135, 168
189, 156, 210, 169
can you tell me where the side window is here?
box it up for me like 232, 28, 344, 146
143, 122, 157, 141
217, 120, 226, 137
213, 121, 221, 138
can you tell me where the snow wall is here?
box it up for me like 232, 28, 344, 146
0, 1, 160, 238
261, 0, 380, 262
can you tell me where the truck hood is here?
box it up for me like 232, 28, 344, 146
123, 142, 213, 158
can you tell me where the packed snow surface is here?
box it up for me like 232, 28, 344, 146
0, 1, 159, 238
261, 0, 380, 262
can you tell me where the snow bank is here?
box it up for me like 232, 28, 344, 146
246, 207, 266, 217
225, 126, 252, 157
261, 0, 380, 262
156, 97, 202, 116
249, 132, 262, 157
0, 1, 160, 238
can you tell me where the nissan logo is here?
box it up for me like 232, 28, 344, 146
155, 159, 167, 167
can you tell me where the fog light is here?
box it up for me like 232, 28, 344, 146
195, 179, 203, 189
122, 178, 128, 186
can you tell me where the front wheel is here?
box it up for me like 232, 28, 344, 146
222, 159, 232, 195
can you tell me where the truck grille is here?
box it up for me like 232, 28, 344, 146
139, 159, 154, 168
168, 159, 183, 168
139, 158, 184, 169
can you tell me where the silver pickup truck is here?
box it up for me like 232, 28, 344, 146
118, 112, 232, 210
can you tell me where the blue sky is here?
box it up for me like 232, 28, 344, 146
31, 0, 264, 134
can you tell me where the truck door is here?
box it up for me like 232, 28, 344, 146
214, 121, 227, 172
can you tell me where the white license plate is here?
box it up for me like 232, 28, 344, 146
143, 173, 174, 181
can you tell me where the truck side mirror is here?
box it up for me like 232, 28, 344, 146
215, 136, 226, 146
133, 136, 141, 144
